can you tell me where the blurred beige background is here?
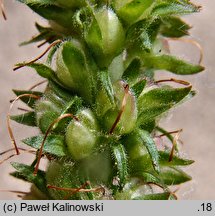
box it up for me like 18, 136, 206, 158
0, 0, 214, 199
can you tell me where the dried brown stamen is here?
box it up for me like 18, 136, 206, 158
47, 181, 104, 199
147, 182, 166, 190
169, 129, 183, 162
37, 36, 56, 48
28, 80, 47, 91
156, 129, 183, 138
170, 193, 178, 200
0, 148, 36, 165
7, 94, 41, 155
147, 182, 177, 199
0, 147, 35, 156
63, 181, 91, 200
13, 40, 62, 71
155, 78, 190, 86
167, 37, 203, 64
109, 84, 129, 134
17, 107, 32, 112
168, 187, 179, 200
0, 154, 16, 165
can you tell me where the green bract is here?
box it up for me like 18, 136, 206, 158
65, 109, 98, 160
8, 0, 204, 200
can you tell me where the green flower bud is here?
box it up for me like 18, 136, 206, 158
85, 7, 125, 68
76, 109, 98, 130
34, 83, 76, 133
35, 92, 67, 133
103, 81, 137, 134
35, 100, 60, 133
46, 162, 88, 200
65, 109, 98, 160
56, 40, 93, 102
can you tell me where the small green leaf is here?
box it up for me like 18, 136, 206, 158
138, 130, 160, 173
20, 23, 61, 46
137, 171, 161, 184
133, 192, 171, 200
126, 19, 161, 52
117, 0, 154, 25
152, 1, 200, 17
131, 157, 192, 185
160, 16, 191, 38
112, 144, 128, 187
22, 135, 67, 157
17, 0, 55, 5
10, 162, 48, 194
18, 1, 75, 28
129, 168, 166, 187
25, 63, 55, 79
20, 32, 53, 46
35, 22, 52, 32
131, 79, 147, 98
159, 167, 192, 185
159, 151, 194, 166
138, 86, 192, 124
12, 89, 43, 108
142, 54, 204, 75
10, 112, 36, 127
